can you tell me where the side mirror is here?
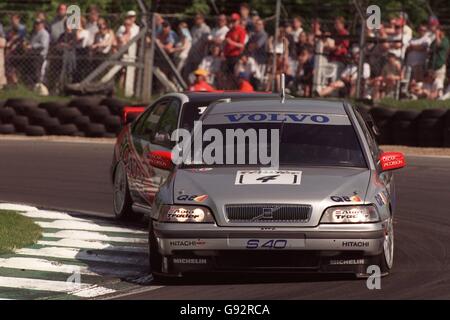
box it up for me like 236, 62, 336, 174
147, 150, 174, 170
379, 152, 406, 171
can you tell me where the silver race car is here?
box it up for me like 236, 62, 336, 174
113, 94, 406, 278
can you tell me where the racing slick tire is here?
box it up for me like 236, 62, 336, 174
148, 220, 163, 275
356, 217, 394, 278
112, 162, 135, 220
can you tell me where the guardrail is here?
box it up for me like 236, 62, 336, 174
0, 97, 449, 147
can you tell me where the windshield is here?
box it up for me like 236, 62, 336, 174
180, 117, 367, 168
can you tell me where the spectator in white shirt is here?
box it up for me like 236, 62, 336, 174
198, 44, 223, 86
405, 23, 433, 81
209, 14, 229, 46
234, 52, 262, 90
290, 16, 304, 43
317, 47, 370, 97
85, 5, 100, 47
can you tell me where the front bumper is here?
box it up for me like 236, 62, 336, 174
153, 221, 387, 274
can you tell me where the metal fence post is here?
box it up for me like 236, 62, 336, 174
354, 0, 366, 99
142, 13, 156, 102
271, 0, 281, 92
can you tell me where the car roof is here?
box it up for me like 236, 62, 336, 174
206, 98, 348, 115
183, 91, 282, 104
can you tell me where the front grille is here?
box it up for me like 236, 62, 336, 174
225, 204, 312, 223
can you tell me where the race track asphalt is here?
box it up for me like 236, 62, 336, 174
1, 139, 450, 299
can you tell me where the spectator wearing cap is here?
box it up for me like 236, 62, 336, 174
210, 14, 229, 46
50, 4, 67, 43
223, 13, 247, 83
428, 25, 449, 97
189, 68, 215, 92
246, 18, 268, 65
317, 47, 370, 98
25, 19, 50, 86
405, 23, 433, 82
117, 11, 140, 46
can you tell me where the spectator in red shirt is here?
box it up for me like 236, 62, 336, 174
189, 69, 216, 92
327, 16, 350, 63
223, 13, 247, 81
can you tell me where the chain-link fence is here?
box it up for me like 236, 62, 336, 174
0, 1, 449, 101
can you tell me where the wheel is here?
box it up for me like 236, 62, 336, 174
148, 220, 163, 274
113, 162, 135, 220
380, 216, 394, 274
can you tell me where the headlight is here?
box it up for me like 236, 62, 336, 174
158, 205, 215, 223
320, 205, 380, 224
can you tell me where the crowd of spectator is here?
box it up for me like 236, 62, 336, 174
0, 4, 140, 94
0, 2, 449, 101
156, 3, 450, 100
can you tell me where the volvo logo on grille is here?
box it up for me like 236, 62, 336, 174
252, 207, 276, 221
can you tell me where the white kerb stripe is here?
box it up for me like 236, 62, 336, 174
0, 257, 143, 278
0, 276, 115, 297
42, 230, 147, 244
37, 239, 147, 253
36, 220, 146, 234
0, 203, 37, 212
16, 247, 147, 265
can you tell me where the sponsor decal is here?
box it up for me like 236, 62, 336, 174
176, 194, 208, 202
246, 239, 288, 249
173, 258, 207, 264
342, 241, 370, 248
235, 170, 302, 185
330, 195, 362, 203
224, 113, 331, 124
167, 208, 203, 220
329, 259, 366, 265
169, 240, 206, 247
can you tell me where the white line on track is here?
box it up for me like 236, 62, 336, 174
16, 247, 148, 265
36, 220, 146, 234
37, 239, 147, 253
0, 276, 115, 297
0, 257, 144, 278
42, 230, 147, 244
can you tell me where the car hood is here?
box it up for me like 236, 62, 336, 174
172, 166, 371, 227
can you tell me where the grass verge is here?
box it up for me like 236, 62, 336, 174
0, 210, 42, 255
378, 98, 450, 110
